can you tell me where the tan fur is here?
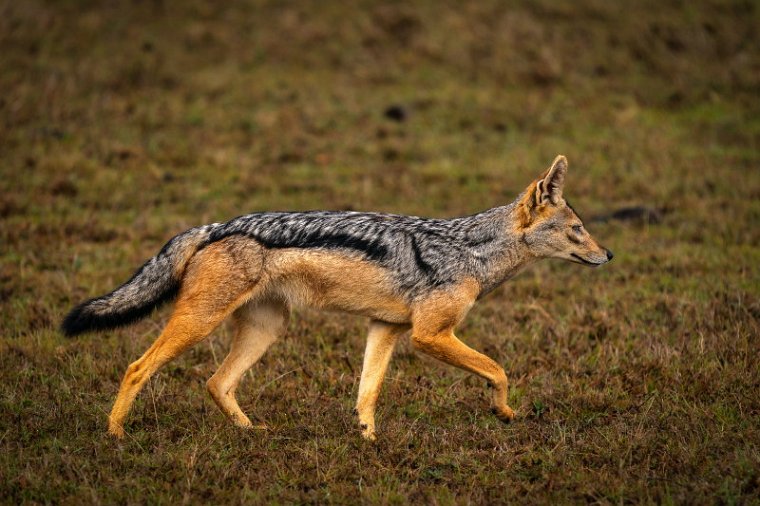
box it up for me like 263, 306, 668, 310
264, 249, 411, 323
517, 179, 541, 228
516, 178, 556, 229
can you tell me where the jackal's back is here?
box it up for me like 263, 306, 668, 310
208, 208, 510, 297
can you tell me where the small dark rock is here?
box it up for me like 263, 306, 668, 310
50, 179, 79, 197
667, 91, 684, 106
610, 206, 663, 224
38, 127, 65, 140
384, 105, 407, 122
0, 197, 25, 218
382, 148, 400, 161
664, 35, 684, 53
592, 206, 664, 225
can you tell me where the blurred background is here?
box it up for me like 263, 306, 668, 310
1, 0, 758, 503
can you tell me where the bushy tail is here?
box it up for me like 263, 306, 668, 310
61, 224, 218, 337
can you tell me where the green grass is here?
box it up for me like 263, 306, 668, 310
1, 0, 759, 503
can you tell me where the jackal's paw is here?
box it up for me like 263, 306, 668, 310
236, 418, 268, 431
360, 423, 377, 441
491, 405, 516, 423
108, 423, 126, 440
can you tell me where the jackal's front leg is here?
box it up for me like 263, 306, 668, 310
412, 281, 515, 422
410, 282, 515, 424
411, 330, 515, 423
356, 321, 408, 440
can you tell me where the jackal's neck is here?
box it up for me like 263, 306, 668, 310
460, 201, 537, 296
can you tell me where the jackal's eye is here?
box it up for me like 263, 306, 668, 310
572, 224, 583, 234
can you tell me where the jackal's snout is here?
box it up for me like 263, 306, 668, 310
568, 236, 613, 267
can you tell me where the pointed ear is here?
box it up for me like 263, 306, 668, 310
535, 155, 568, 205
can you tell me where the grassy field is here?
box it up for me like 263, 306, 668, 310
1, 0, 759, 503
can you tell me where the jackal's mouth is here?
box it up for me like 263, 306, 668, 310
570, 253, 604, 266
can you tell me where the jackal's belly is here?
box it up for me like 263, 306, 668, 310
264, 249, 411, 323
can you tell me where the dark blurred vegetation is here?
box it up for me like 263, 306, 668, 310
1, 0, 758, 503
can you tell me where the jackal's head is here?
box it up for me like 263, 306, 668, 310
516, 155, 613, 266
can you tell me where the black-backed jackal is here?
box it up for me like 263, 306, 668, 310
62, 155, 613, 440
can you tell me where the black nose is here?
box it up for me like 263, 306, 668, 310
606, 249, 614, 261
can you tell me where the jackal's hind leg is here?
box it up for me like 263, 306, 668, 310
356, 321, 408, 441
206, 299, 288, 429
107, 238, 263, 439
108, 305, 243, 439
